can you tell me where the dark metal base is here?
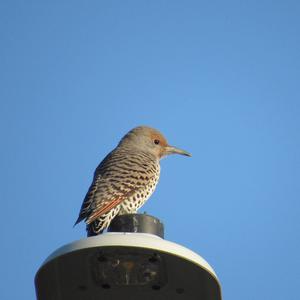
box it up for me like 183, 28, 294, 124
107, 214, 164, 238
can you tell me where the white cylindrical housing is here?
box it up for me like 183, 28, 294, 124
35, 233, 222, 300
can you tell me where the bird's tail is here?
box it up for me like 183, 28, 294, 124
86, 219, 105, 237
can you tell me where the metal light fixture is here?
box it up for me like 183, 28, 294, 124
35, 214, 222, 300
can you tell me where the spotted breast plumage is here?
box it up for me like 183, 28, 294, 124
74, 126, 191, 236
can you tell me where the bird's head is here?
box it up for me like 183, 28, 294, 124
118, 126, 191, 159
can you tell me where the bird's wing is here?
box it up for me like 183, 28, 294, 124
74, 174, 102, 225
75, 172, 153, 225
75, 149, 157, 226
85, 187, 138, 224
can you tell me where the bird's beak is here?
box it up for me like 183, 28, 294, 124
164, 145, 192, 157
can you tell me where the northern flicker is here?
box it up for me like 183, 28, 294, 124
74, 126, 191, 236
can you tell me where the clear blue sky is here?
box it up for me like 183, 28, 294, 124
1, 1, 299, 299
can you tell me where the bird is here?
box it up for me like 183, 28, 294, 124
74, 126, 191, 236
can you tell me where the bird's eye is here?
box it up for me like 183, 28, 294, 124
154, 139, 160, 145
